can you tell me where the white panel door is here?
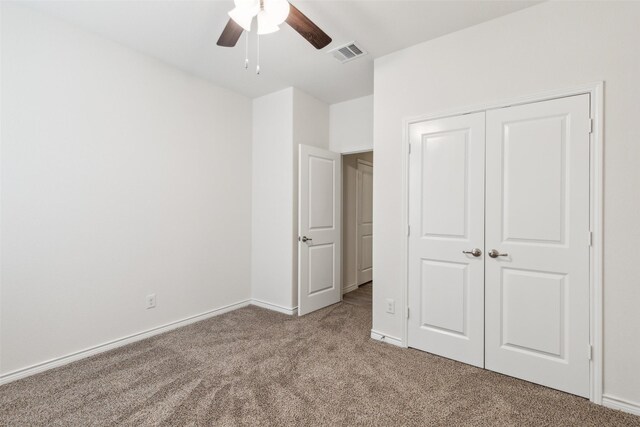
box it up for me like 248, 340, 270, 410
298, 144, 342, 316
408, 112, 486, 367
485, 95, 591, 397
356, 161, 373, 285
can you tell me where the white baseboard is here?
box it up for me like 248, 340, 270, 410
250, 299, 297, 315
602, 395, 640, 416
0, 299, 251, 386
370, 329, 404, 347
342, 283, 358, 294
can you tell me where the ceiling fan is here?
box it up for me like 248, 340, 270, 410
216, 0, 332, 50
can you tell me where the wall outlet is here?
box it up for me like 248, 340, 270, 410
385, 298, 395, 314
146, 294, 156, 309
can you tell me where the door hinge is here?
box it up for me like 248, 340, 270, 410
408, 144, 412, 155
588, 231, 593, 247
406, 307, 410, 319
588, 344, 593, 360
589, 118, 594, 134
407, 225, 411, 236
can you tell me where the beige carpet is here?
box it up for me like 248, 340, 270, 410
1, 289, 638, 426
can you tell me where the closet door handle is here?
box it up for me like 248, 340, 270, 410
488, 249, 508, 258
462, 248, 482, 257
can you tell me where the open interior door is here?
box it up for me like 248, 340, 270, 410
298, 144, 341, 316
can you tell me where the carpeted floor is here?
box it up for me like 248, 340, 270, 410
1, 284, 638, 426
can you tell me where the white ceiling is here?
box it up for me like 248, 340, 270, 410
20, 0, 541, 104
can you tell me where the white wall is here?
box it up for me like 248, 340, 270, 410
251, 88, 295, 310
373, 1, 640, 407
294, 89, 331, 151
251, 87, 329, 311
292, 88, 330, 306
330, 95, 373, 154
1, 4, 253, 375
342, 151, 373, 293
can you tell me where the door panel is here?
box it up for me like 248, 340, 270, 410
501, 268, 566, 357
298, 145, 341, 316
485, 94, 591, 397
308, 244, 336, 294
357, 161, 373, 284
420, 260, 468, 335
502, 116, 566, 243
309, 157, 335, 229
408, 112, 485, 368
421, 130, 469, 238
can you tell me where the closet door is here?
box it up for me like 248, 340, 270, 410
407, 113, 485, 368
485, 95, 591, 397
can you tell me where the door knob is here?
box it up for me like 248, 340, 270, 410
462, 248, 482, 257
301, 236, 312, 243
488, 249, 508, 258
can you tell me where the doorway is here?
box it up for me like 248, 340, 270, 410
342, 151, 373, 303
297, 147, 373, 315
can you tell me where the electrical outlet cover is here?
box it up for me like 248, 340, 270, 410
146, 294, 156, 309
385, 298, 395, 314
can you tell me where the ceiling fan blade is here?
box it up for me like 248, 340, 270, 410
285, 3, 332, 50
217, 19, 243, 47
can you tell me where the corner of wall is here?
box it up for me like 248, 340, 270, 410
289, 87, 331, 309
250, 87, 296, 310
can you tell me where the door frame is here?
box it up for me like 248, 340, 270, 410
400, 82, 604, 404
356, 159, 373, 286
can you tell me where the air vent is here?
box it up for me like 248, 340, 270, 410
329, 42, 368, 64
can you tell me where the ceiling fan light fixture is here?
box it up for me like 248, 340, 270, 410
257, 10, 280, 35
229, 0, 260, 31
234, 0, 260, 12
257, 0, 290, 35
227, 0, 290, 34
217, 0, 332, 71
263, 0, 290, 26
228, 7, 255, 31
